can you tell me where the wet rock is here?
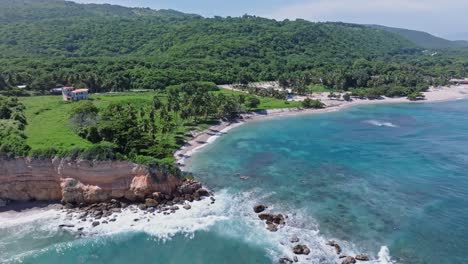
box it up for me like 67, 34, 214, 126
102, 220, 108, 224
266, 223, 278, 232
293, 256, 298, 262
103, 210, 112, 218
78, 227, 84, 231
78, 212, 88, 219
178, 180, 202, 195
109, 218, 116, 222
355, 255, 369, 261
138, 204, 147, 210
0, 199, 8, 207
253, 204, 267, 213
152, 192, 163, 201
92, 221, 100, 227
341, 256, 356, 264
258, 213, 285, 225
326, 241, 342, 255
183, 204, 191, 210
110, 208, 122, 214
59, 224, 75, 228
133, 218, 139, 222
145, 198, 158, 207
196, 188, 210, 197
279, 257, 293, 264
292, 245, 310, 255
334, 244, 342, 255
290, 235, 300, 243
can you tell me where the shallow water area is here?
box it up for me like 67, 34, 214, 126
189, 100, 468, 264
2, 100, 468, 263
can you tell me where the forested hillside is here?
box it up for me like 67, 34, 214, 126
369, 25, 468, 49
0, 0, 467, 96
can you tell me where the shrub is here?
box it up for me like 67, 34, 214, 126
407, 92, 425, 101
78, 142, 117, 160
343, 93, 352, 101
29, 148, 58, 159
302, 98, 325, 109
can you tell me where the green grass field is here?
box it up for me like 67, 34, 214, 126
20, 89, 297, 152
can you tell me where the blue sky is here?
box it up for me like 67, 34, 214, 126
75, 0, 468, 40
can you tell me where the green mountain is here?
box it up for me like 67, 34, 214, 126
0, 0, 198, 23
0, 0, 465, 95
0, 0, 417, 59
369, 25, 468, 49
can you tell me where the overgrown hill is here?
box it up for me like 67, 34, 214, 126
0, 0, 197, 23
369, 25, 468, 49
0, 0, 416, 59
0, 0, 466, 95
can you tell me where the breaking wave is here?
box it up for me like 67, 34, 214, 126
365, 120, 398, 128
0, 190, 396, 264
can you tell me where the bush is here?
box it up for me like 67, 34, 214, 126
302, 98, 325, 109
29, 148, 58, 159
343, 93, 352, 101
245, 96, 260, 109
78, 142, 117, 160
0, 120, 30, 158
407, 92, 425, 101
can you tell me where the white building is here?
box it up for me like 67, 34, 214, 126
62, 87, 89, 101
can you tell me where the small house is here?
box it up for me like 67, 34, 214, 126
50, 87, 63, 95
62, 87, 89, 101
449, 78, 468, 85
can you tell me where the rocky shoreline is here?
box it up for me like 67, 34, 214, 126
56, 179, 214, 232
252, 204, 370, 264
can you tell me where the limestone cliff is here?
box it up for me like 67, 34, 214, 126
0, 157, 182, 204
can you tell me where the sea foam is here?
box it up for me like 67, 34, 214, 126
365, 120, 398, 128
0, 190, 398, 264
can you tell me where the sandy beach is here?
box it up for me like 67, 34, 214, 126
174, 85, 468, 168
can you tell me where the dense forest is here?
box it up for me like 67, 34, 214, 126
1, 0, 467, 99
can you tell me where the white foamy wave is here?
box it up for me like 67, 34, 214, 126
0, 191, 400, 264
365, 120, 398, 128
377, 246, 396, 264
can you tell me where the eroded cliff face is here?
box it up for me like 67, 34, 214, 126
0, 158, 181, 204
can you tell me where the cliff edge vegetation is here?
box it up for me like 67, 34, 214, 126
1, 82, 298, 165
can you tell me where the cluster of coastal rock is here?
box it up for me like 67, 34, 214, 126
253, 204, 370, 264
59, 179, 213, 231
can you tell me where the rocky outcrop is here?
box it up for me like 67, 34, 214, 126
292, 245, 311, 255
0, 157, 182, 204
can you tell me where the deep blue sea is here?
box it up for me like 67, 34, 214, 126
2, 100, 468, 263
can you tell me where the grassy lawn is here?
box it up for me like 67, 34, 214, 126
307, 84, 330, 93
19, 88, 298, 152
214, 88, 302, 110
20, 91, 164, 151
20, 96, 92, 151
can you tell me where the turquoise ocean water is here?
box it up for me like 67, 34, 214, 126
1, 100, 468, 263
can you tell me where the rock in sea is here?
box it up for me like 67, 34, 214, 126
290, 235, 300, 243
279, 257, 293, 264
341, 256, 356, 264
253, 204, 267, 213
355, 254, 370, 261
0, 199, 8, 207
292, 245, 311, 255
